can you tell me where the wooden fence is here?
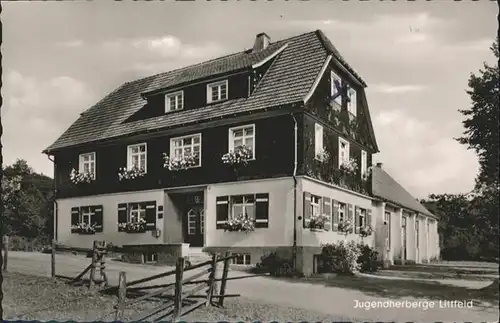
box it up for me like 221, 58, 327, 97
109, 252, 239, 322
51, 240, 109, 288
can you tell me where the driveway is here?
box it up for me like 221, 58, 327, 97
5, 251, 499, 322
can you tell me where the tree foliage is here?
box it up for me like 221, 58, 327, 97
1, 159, 54, 241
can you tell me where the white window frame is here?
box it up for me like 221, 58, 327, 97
228, 124, 255, 160
80, 206, 93, 225
384, 211, 391, 250
207, 80, 228, 103
416, 219, 420, 247
314, 123, 324, 161
347, 87, 357, 116
127, 143, 147, 173
358, 208, 366, 228
232, 253, 251, 265
169, 133, 202, 167
310, 195, 321, 217
330, 71, 342, 106
338, 202, 346, 222
338, 137, 350, 168
128, 203, 146, 223
230, 195, 255, 220
361, 150, 367, 178
165, 91, 184, 112
79, 152, 96, 179
187, 208, 197, 235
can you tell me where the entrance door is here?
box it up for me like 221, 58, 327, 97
402, 217, 407, 260
186, 206, 204, 247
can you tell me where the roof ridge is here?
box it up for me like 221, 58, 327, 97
126, 30, 318, 87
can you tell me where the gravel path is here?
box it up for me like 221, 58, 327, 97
5, 251, 499, 322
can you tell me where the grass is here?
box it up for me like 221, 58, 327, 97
2, 272, 347, 322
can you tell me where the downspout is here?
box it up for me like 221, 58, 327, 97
291, 113, 298, 272
47, 154, 58, 242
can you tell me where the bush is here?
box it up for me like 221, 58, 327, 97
357, 244, 380, 273
320, 240, 361, 275
6, 235, 49, 252
255, 252, 301, 277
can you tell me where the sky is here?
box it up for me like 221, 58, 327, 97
2, 1, 497, 199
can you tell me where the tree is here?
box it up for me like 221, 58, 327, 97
456, 37, 499, 188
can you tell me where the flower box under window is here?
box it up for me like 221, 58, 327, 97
71, 223, 99, 235
118, 166, 146, 181
118, 218, 147, 233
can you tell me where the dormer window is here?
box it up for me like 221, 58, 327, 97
347, 87, 357, 116
165, 91, 183, 112
207, 80, 228, 103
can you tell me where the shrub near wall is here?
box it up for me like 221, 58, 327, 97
319, 241, 380, 275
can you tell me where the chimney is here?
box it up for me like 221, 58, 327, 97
376, 162, 383, 168
253, 32, 271, 52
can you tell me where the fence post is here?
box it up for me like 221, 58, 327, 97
115, 271, 127, 321
98, 240, 108, 287
89, 240, 98, 289
51, 240, 56, 278
205, 253, 218, 307
2, 236, 9, 272
218, 251, 231, 307
173, 257, 185, 320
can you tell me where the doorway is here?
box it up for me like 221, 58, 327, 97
402, 216, 407, 260
185, 206, 204, 247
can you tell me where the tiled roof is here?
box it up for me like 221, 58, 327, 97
372, 166, 436, 218
44, 30, 333, 153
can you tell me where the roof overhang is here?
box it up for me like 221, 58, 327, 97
303, 54, 333, 104
373, 195, 438, 220
251, 43, 288, 69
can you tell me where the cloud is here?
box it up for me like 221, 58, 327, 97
370, 83, 427, 94
372, 109, 479, 198
56, 39, 84, 48
2, 70, 96, 176
98, 35, 224, 76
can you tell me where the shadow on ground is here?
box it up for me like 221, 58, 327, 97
265, 275, 499, 310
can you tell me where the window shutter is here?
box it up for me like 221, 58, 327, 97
93, 205, 104, 232
118, 203, 128, 232
347, 204, 354, 233
303, 192, 311, 228
216, 196, 229, 229
145, 201, 157, 230
255, 193, 269, 228
366, 209, 372, 228
355, 207, 361, 234
322, 197, 332, 231
332, 200, 339, 231
71, 207, 80, 233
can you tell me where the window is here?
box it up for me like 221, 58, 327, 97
127, 143, 147, 172
384, 211, 391, 249
347, 87, 357, 116
330, 71, 342, 106
229, 124, 255, 159
231, 195, 255, 220
187, 209, 197, 235
338, 202, 346, 222
129, 203, 146, 223
314, 123, 324, 160
170, 134, 202, 167
416, 219, 420, 247
216, 193, 269, 229
207, 80, 228, 103
165, 91, 183, 112
81, 206, 93, 225
338, 137, 350, 167
79, 152, 96, 178
310, 195, 321, 217
361, 150, 368, 178
143, 252, 158, 263
232, 253, 251, 265
358, 208, 366, 228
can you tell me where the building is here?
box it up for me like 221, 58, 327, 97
43, 30, 439, 274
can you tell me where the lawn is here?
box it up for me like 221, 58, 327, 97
1, 272, 345, 321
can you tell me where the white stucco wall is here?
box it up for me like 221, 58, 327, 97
205, 177, 295, 247
298, 177, 375, 247
56, 189, 165, 248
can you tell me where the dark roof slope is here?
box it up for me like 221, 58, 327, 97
372, 166, 435, 218
43, 30, 362, 153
